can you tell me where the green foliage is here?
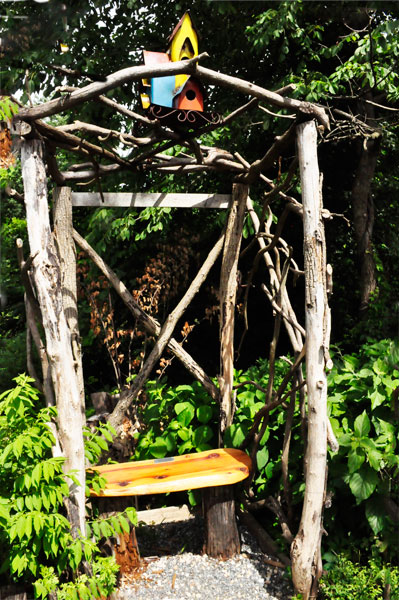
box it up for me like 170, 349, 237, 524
0, 375, 137, 598
0, 96, 19, 121
327, 339, 398, 559
319, 555, 399, 600
134, 378, 218, 462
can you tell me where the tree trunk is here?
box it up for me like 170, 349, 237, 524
291, 121, 329, 600
202, 486, 240, 558
21, 140, 86, 537
53, 187, 85, 407
352, 137, 379, 314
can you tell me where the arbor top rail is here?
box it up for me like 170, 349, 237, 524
71, 192, 231, 209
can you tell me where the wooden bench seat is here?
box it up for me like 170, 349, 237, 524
88, 448, 251, 497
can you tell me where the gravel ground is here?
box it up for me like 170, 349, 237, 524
112, 519, 294, 600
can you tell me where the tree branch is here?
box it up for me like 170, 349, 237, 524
108, 232, 225, 431
72, 229, 219, 402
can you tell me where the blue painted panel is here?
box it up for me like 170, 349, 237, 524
151, 76, 175, 108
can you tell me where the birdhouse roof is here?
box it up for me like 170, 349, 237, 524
167, 10, 200, 45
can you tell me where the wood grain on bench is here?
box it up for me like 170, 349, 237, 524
89, 448, 251, 496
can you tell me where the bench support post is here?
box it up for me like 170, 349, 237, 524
202, 485, 240, 558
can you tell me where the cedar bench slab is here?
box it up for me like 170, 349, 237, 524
89, 448, 251, 496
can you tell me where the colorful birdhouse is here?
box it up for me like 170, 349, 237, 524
140, 11, 221, 129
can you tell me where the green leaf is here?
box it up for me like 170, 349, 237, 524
175, 402, 195, 426
119, 515, 130, 533
177, 427, 190, 442
110, 516, 122, 534
223, 423, 249, 448
348, 448, 365, 474
256, 446, 269, 470
149, 438, 168, 458
125, 507, 137, 526
193, 425, 213, 447
354, 411, 370, 438
369, 389, 386, 410
365, 499, 386, 535
349, 467, 379, 502
196, 405, 213, 424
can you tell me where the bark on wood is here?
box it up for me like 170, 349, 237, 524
108, 233, 225, 433
72, 229, 219, 402
21, 139, 86, 537
246, 197, 304, 353
71, 192, 231, 209
53, 187, 85, 409
0, 585, 27, 600
17, 55, 208, 121
291, 121, 329, 600
17, 59, 328, 128
219, 183, 248, 437
114, 528, 141, 575
352, 137, 379, 314
202, 486, 240, 558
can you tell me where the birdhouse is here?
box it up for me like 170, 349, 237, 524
140, 11, 201, 112
174, 78, 203, 111
140, 12, 220, 128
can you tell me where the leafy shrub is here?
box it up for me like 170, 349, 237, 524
327, 339, 399, 560
134, 378, 218, 461
0, 375, 135, 598
134, 340, 398, 564
319, 555, 399, 600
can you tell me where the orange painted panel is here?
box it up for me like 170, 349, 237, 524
89, 448, 251, 496
176, 80, 203, 111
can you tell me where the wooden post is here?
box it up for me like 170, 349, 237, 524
202, 182, 248, 559
291, 121, 329, 600
53, 187, 85, 406
20, 140, 86, 537
219, 182, 248, 437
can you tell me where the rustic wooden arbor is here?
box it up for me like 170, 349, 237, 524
13, 53, 339, 599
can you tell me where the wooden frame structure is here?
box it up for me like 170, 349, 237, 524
13, 42, 337, 597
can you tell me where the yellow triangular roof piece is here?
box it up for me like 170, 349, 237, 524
169, 12, 198, 63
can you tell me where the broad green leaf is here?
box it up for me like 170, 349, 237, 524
125, 507, 137, 526
175, 402, 195, 426
193, 425, 213, 447
337, 433, 353, 447
349, 467, 379, 502
196, 405, 213, 424
149, 438, 168, 458
177, 427, 190, 442
369, 389, 386, 410
163, 432, 177, 453
365, 499, 386, 534
348, 448, 365, 474
110, 516, 122, 534
256, 446, 269, 470
353, 411, 370, 438
224, 423, 248, 448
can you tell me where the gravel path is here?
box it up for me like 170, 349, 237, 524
112, 519, 294, 600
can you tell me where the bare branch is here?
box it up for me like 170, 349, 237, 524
72, 229, 219, 402
17, 54, 209, 121
108, 232, 226, 432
